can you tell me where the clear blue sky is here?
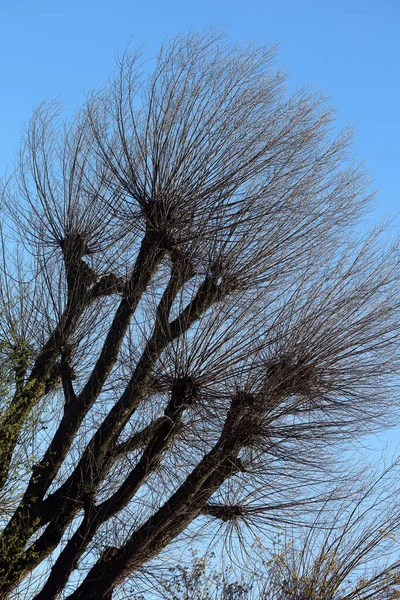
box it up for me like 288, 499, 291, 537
0, 0, 398, 219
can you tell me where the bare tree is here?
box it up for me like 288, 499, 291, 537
1, 29, 400, 599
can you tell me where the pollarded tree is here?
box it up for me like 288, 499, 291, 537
1, 29, 400, 600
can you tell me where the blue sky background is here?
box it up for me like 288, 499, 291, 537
0, 1, 399, 455
0, 0, 398, 220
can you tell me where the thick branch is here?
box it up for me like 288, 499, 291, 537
32, 380, 192, 600
85, 272, 126, 303
67, 453, 242, 600
113, 416, 168, 457
0, 301, 82, 490
63, 392, 248, 600
38, 269, 218, 524
2, 267, 227, 594
0, 232, 165, 590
